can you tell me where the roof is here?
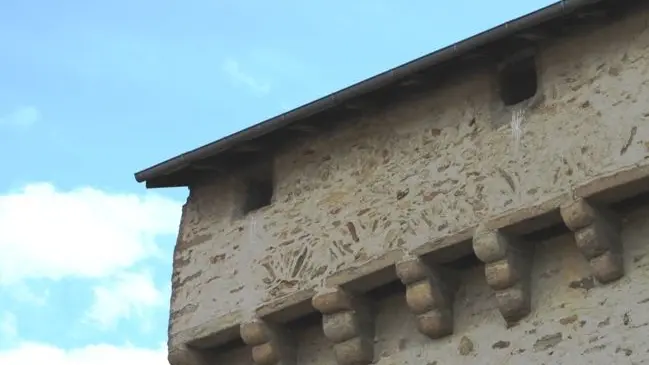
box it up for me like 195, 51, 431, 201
135, 0, 627, 189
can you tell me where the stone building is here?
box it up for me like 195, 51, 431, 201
135, 0, 649, 363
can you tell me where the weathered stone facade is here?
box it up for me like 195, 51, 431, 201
137, 1, 649, 363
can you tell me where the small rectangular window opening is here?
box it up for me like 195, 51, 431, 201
242, 176, 273, 214
498, 54, 538, 106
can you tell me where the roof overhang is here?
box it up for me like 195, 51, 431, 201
135, 0, 632, 189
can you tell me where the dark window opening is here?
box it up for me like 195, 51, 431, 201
242, 177, 273, 214
498, 54, 538, 106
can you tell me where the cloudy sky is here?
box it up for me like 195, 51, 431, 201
0, 1, 554, 363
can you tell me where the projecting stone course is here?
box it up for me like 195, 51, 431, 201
200, 203, 649, 364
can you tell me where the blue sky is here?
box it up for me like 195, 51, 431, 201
0, 1, 554, 363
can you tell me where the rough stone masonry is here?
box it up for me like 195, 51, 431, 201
136, 1, 649, 364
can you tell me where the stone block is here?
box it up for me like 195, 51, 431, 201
312, 288, 355, 315
495, 282, 531, 325
396, 256, 456, 339
560, 199, 624, 284
167, 344, 211, 365
473, 228, 511, 263
313, 287, 374, 365
251, 342, 280, 365
589, 250, 624, 284
395, 256, 432, 285
240, 319, 295, 365
473, 227, 533, 326
485, 252, 527, 291
240, 320, 270, 347
405, 280, 439, 314
574, 223, 616, 259
560, 199, 598, 231
323, 311, 363, 343
332, 336, 374, 365
416, 308, 454, 339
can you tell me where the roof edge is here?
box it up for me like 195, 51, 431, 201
134, 0, 604, 186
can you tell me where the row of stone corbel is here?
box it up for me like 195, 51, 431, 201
172, 198, 624, 365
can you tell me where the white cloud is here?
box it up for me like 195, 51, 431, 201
0, 312, 18, 342
222, 58, 271, 95
4, 282, 49, 306
0, 184, 179, 364
0, 309, 167, 363
0, 106, 40, 127
85, 271, 166, 329
0, 183, 182, 283
0, 343, 167, 365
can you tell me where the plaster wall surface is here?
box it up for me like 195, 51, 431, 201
214, 202, 649, 365
169, 5, 649, 346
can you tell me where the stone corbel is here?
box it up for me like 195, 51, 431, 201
560, 198, 623, 283
312, 287, 374, 365
240, 318, 295, 365
395, 255, 456, 339
168, 344, 211, 365
473, 227, 533, 326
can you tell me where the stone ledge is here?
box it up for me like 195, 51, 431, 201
326, 249, 405, 292
484, 193, 568, 235
169, 162, 649, 355
575, 163, 649, 203
176, 310, 242, 349
412, 227, 475, 262
168, 344, 217, 365
256, 289, 317, 323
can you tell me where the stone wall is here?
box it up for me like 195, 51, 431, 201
203, 202, 649, 365
168, 2, 649, 357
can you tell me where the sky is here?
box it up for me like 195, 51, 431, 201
0, 1, 555, 363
